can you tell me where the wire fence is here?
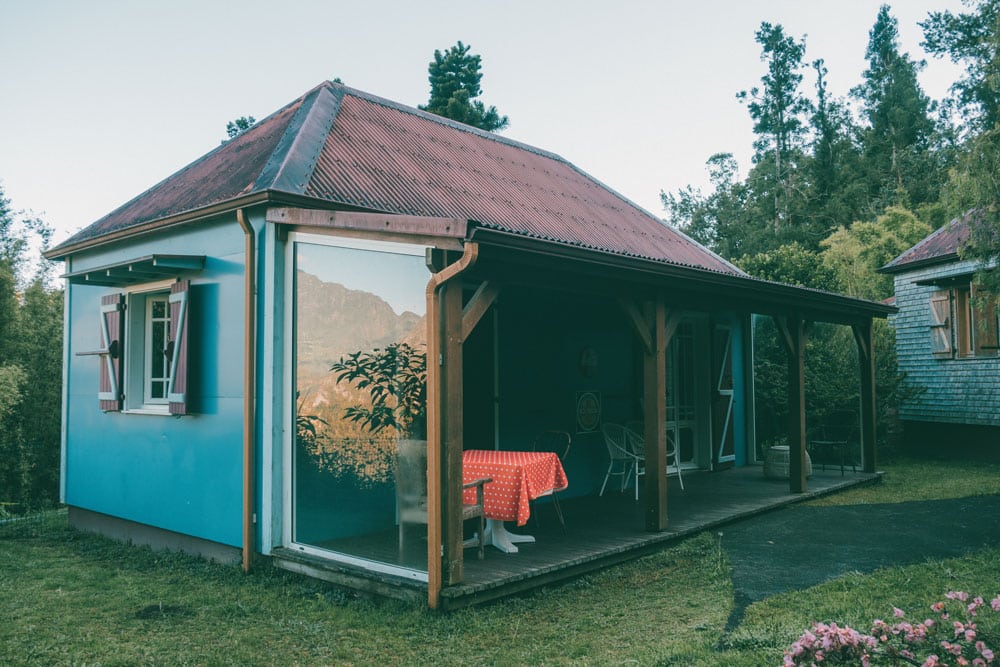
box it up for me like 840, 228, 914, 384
0, 506, 67, 540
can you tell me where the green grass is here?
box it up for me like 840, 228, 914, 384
3, 458, 999, 666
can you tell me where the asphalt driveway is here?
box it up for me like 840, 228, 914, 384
720, 494, 1000, 630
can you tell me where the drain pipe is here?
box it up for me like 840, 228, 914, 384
237, 209, 256, 573
424, 242, 478, 609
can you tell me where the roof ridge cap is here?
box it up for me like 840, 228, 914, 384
255, 84, 343, 194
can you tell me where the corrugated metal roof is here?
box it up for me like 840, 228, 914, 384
50, 81, 741, 276
881, 214, 972, 274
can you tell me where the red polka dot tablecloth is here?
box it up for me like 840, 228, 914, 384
462, 450, 569, 526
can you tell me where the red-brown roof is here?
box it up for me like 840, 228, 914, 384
881, 214, 972, 274
50, 82, 741, 276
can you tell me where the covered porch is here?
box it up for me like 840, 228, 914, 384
274, 465, 881, 609
272, 207, 893, 608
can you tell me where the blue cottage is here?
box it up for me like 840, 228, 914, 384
47, 82, 892, 608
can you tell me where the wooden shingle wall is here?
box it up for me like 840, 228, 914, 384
893, 260, 1000, 426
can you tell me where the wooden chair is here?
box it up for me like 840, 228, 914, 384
395, 440, 491, 560
530, 430, 571, 530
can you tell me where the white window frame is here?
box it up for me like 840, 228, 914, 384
124, 279, 175, 414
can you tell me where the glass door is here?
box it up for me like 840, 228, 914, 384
666, 321, 698, 467
285, 233, 429, 580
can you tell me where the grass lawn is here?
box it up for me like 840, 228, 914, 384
3, 457, 999, 666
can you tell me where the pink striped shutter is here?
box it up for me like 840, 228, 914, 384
99, 293, 125, 411
167, 280, 190, 414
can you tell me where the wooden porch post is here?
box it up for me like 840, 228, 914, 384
853, 320, 877, 473
642, 301, 669, 531
620, 298, 680, 532
440, 278, 465, 585
774, 316, 808, 493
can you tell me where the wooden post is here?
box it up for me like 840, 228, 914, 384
440, 278, 465, 585
774, 316, 808, 493
643, 300, 669, 531
853, 320, 877, 473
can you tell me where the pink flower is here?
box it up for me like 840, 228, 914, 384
894, 606, 906, 618
947, 591, 970, 602
991, 595, 1000, 612
921, 656, 940, 667
932, 602, 946, 613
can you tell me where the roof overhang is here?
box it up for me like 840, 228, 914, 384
469, 227, 896, 325
62, 254, 206, 286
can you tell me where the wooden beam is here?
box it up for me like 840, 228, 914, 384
619, 298, 653, 355
773, 316, 795, 356
785, 317, 808, 494
853, 320, 878, 473
462, 282, 501, 341
643, 300, 669, 531
440, 279, 465, 585
266, 207, 468, 239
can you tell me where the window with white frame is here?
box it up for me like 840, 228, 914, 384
97, 279, 191, 414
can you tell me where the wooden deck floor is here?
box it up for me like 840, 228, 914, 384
273, 466, 882, 609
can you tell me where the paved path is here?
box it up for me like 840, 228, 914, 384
720, 495, 1000, 630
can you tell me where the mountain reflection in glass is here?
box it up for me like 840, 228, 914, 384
293, 240, 429, 573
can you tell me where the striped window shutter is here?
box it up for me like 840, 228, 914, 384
167, 280, 191, 415
99, 293, 125, 411
929, 289, 953, 357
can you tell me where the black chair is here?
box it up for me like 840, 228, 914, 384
808, 410, 858, 476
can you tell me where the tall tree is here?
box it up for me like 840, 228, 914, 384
808, 58, 865, 234
921, 0, 1000, 134
737, 23, 812, 231
0, 183, 62, 511
854, 5, 938, 210
419, 41, 509, 132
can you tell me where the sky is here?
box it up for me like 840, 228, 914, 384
0, 0, 968, 247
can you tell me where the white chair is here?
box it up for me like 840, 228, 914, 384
624, 421, 684, 491
600, 423, 643, 500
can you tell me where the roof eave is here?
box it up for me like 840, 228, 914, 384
471, 227, 896, 323
877, 252, 961, 275
44, 191, 388, 260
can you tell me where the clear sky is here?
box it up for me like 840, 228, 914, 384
0, 0, 966, 245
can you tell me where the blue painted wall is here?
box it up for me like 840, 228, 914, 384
64, 217, 246, 547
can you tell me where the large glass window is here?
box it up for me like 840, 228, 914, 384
288, 235, 429, 578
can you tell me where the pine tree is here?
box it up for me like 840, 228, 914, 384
922, 0, 1000, 134
419, 41, 509, 132
854, 5, 938, 211
737, 23, 812, 231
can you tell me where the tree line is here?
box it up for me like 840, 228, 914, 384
0, 188, 62, 515
661, 2, 1000, 450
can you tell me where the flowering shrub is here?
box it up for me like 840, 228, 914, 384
782, 592, 1000, 666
